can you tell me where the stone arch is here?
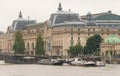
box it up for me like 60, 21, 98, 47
31, 42, 34, 50
27, 42, 30, 51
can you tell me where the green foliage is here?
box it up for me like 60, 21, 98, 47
35, 34, 44, 55
83, 46, 89, 55
94, 48, 100, 56
84, 34, 102, 55
13, 31, 25, 54
68, 44, 83, 57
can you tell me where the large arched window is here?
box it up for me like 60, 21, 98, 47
10, 43, 12, 51
27, 43, 30, 50
31, 42, 34, 50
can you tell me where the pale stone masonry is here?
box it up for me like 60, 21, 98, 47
1, 3, 120, 56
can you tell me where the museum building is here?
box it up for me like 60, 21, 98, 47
1, 3, 120, 56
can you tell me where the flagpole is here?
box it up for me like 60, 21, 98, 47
112, 25, 115, 35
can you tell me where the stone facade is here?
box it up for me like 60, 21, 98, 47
1, 21, 120, 56
1, 3, 120, 56
3, 24, 120, 56
100, 43, 120, 56
0, 34, 9, 53
100, 34, 120, 56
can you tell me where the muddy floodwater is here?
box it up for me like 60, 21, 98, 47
0, 64, 120, 76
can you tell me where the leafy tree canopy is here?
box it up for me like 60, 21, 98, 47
84, 34, 102, 55
68, 44, 83, 57
35, 34, 44, 55
13, 31, 25, 54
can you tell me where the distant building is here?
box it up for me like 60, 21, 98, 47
0, 11, 36, 54
1, 3, 120, 56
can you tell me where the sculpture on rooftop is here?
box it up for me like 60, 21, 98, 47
58, 3, 62, 11
19, 11, 22, 18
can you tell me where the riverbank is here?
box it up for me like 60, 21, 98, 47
0, 54, 120, 65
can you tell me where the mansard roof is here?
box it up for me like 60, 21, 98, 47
10, 11, 36, 31
81, 11, 120, 20
95, 13, 120, 20
49, 3, 85, 27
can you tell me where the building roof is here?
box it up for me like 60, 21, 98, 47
81, 11, 120, 20
49, 3, 85, 27
25, 22, 44, 29
10, 11, 36, 31
104, 34, 120, 44
86, 21, 97, 26
95, 13, 120, 20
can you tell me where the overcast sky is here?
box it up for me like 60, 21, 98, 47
0, 0, 120, 32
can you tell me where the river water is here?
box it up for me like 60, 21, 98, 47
0, 64, 120, 76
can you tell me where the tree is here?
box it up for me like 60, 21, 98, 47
68, 44, 83, 57
94, 34, 102, 49
13, 31, 25, 54
83, 46, 89, 55
85, 37, 95, 54
84, 34, 102, 55
35, 34, 44, 55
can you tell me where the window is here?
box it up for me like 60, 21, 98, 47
78, 41, 80, 45
27, 43, 30, 50
31, 42, 34, 50
88, 33, 90, 36
101, 33, 103, 35
71, 37, 73, 40
56, 50, 60, 56
70, 40, 74, 46
88, 29, 90, 31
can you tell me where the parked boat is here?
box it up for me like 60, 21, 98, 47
94, 56, 105, 67
37, 58, 64, 65
71, 58, 105, 67
50, 59, 63, 65
37, 56, 64, 65
63, 59, 73, 66
0, 60, 5, 64
83, 61, 96, 67
71, 58, 84, 66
